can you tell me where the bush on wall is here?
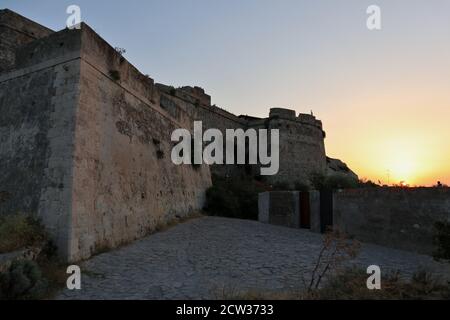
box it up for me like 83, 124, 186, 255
0, 260, 48, 300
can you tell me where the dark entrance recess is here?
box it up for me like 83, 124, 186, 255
320, 190, 333, 233
299, 192, 311, 229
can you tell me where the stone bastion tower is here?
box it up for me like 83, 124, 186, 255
0, 9, 357, 261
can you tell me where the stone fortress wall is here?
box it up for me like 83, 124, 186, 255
0, 9, 355, 261
0, 10, 211, 261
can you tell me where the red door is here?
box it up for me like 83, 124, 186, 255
300, 192, 311, 229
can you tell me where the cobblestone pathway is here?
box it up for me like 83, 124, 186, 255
57, 217, 450, 300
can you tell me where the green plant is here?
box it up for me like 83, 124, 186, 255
205, 185, 240, 218
156, 150, 164, 159
271, 181, 310, 191
152, 138, 161, 146
109, 70, 121, 81
0, 214, 47, 253
0, 215, 66, 300
433, 221, 450, 261
0, 191, 10, 203
0, 260, 48, 300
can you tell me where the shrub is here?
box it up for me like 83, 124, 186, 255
433, 221, 450, 261
156, 150, 164, 159
0, 191, 11, 203
114, 47, 126, 56
358, 179, 381, 188
205, 186, 240, 218
311, 268, 450, 300
204, 176, 270, 220
215, 268, 450, 300
0, 214, 47, 254
310, 172, 358, 190
0, 260, 48, 300
109, 70, 121, 81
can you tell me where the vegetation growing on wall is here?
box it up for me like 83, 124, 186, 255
0, 214, 46, 253
0, 214, 66, 300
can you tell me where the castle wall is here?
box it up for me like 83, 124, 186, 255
158, 85, 250, 179
0, 9, 53, 73
0, 22, 211, 262
67, 25, 211, 260
248, 110, 327, 187
333, 188, 450, 255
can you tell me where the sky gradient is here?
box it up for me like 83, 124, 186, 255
3, 0, 450, 186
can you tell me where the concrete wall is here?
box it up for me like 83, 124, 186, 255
0, 9, 53, 73
258, 191, 322, 230
333, 188, 450, 255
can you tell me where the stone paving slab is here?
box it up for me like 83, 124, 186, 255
57, 217, 450, 300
